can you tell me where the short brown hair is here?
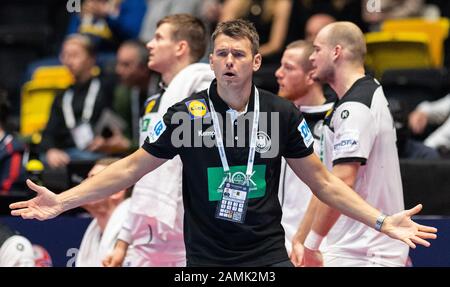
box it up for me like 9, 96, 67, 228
64, 34, 96, 58
157, 14, 207, 62
286, 40, 315, 72
212, 19, 260, 55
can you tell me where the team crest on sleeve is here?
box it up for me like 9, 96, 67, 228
148, 118, 166, 143
298, 119, 314, 148
341, 110, 350, 119
185, 99, 209, 119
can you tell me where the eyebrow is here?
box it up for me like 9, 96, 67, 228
215, 48, 246, 54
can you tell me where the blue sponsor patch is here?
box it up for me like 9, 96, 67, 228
298, 119, 314, 148
148, 118, 166, 143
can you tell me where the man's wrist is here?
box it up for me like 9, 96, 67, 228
375, 213, 387, 231
304, 230, 324, 251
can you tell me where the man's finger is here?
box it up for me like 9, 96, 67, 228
26, 179, 45, 193
411, 236, 430, 247
9, 201, 29, 210
416, 231, 437, 240
418, 224, 438, 233
21, 211, 37, 220
403, 238, 416, 249
406, 204, 423, 217
102, 257, 111, 267
11, 208, 28, 216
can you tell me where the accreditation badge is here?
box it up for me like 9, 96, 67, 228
71, 122, 94, 150
215, 182, 249, 224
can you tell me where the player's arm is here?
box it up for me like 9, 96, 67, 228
10, 148, 167, 220
290, 194, 319, 266
308, 163, 359, 237
286, 154, 437, 248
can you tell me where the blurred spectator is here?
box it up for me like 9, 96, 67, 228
221, 0, 292, 60
220, 0, 293, 93
0, 222, 35, 267
67, 0, 147, 52
289, 0, 366, 42
409, 94, 450, 154
0, 90, 25, 194
362, 0, 424, 30
39, 34, 113, 169
90, 40, 159, 153
305, 13, 336, 42
75, 157, 130, 267
139, 0, 206, 42
389, 99, 440, 159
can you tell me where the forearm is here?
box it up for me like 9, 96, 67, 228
310, 200, 341, 237
312, 171, 380, 229
58, 149, 158, 211
293, 195, 320, 243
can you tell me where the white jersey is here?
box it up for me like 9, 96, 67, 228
76, 199, 130, 267
0, 235, 35, 267
119, 63, 214, 266
320, 76, 408, 266
279, 102, 333, 253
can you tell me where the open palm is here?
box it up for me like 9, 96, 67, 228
383, 204, 437, 248
9, 179, 64, 221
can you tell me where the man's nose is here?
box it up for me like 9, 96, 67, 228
275, 67, 282, 78
225, 53, 233, 67
146, 39, 154, 50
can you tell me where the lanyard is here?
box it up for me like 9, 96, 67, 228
207, 87, 260, 182
62, 78, 100, 129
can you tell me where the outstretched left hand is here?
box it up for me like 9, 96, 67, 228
382, 204, 437, 248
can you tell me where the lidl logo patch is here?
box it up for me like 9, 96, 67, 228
186, 99, 209, 119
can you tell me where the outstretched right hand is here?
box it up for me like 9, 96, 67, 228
9, 179, 64, 221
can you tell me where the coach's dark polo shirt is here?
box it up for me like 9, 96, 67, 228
143, 80, 313, 266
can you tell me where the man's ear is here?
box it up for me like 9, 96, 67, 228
253, 53, 262, 72
306, 70, 316, 85
209, 53, 214, 70
175, 40, 189, 57
332, 44, 342, 61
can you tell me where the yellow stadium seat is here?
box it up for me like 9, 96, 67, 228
365, 31, 433, 79
382, 17, 450, 67
20, 66, 74, 136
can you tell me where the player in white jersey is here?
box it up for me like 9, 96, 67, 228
102, 14, 214, 267
0, 223, 35, 267
275, 40, 333, 256
76, 158, 130, 267
292, 22, 412, 267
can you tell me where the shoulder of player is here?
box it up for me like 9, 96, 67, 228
167, 89, 209, 113
335, 76, 381, 110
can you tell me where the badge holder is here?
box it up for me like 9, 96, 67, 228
71, 122, 94, 150
215, 181, 249, 224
